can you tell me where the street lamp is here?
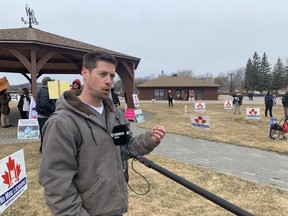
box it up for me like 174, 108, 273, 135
228, 73, 234, 93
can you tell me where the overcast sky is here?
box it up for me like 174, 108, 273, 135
1, 0, 288, 85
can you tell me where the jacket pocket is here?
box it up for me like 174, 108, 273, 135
81, 177, 102, 201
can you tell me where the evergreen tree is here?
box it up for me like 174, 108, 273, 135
271, 57, 286, 91
244, 58, 254, 91
252, 52, 261, 91
258, 52, 271, 93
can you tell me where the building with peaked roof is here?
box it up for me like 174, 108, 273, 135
0, 27, 140, 108
137, 75, 220, 101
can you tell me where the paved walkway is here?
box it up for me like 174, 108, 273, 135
130, 123, 288, 192
1, 100, 288, 192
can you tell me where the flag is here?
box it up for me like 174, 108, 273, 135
29, 96, 37, 119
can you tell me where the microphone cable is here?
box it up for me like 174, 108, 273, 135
127, 155, 151, 195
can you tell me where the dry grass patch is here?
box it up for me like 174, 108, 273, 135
139, 102, 288, 154
127, 154, 288, 215
0, 143, 288, 215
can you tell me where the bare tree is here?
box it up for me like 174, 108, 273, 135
174, 69, 195, 77
228, 67, 245, 92
135, 74, 155, 86
214, 73, 229, 92
197, 72, 214, 82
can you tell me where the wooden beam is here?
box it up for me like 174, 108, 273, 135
7, 48, 31, 72
36, 52, 57, 73
30, 49, 37, 99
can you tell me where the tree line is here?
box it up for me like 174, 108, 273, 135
244, 52, 288, 94
113, 51, 288, 95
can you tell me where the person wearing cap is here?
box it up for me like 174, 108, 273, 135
36, 76, 56, 153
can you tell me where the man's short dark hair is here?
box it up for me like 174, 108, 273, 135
82, 51, 118, 71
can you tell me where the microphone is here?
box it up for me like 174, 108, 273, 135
111, 124, 132, 182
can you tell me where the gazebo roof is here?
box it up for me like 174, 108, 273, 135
0, 27, 140, 74
0, 27, 140, 108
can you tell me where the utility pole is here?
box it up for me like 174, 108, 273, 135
228, 73, 234, 93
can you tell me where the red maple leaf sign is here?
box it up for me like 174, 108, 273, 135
249, 109, 258, 115
194, 116, 206, 124
226, 102, 231, 106
1, 156, 21, 188
197, 103, 203, 108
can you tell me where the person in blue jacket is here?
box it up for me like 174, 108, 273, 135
264, 91, 273, 117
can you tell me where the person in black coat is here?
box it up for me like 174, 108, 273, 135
36, 77, 56, 153
17, 88, 31, 119
111, 88, 120, 107
168, 91, 173, 107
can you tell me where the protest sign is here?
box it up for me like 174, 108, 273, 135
135, 109, 145, 123
0, 77, 10, 92
195, 102, 206, 111
132, 94, 140, 107
17, 119, 39, 139
0, 149, 28, 214
48, 80, 70, 99
125, 108, 135, 121
246, 108, 260, 119
191, 115, 210, 129
224, 100, 233, 110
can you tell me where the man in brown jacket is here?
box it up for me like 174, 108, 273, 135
39, 51, 166, 216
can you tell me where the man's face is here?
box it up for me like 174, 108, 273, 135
82, 60, 116, 102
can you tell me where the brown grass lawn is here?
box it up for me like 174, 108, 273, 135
0, 100, 288, 215
139, 101, 288, 155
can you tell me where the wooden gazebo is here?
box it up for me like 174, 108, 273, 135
0, 27, 140, 108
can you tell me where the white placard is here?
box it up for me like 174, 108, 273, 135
17, 119, 40, 139
191, 115, 210, 129
195, 102, 206, 111
224, 100, 233, 110
0, 149, 28, 214
132, 94, 140, 107
246, 108, 261, 119
134, 109, 145, 123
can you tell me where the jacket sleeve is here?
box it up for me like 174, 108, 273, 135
114, 108, 159, 156
129, 131, 160, 155
17, 95, 24, 109
39, 117, 89, 216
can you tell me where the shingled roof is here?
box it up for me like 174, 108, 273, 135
0, 27, 140, 64
0, 27, 141, 108
137, 76, 220, 87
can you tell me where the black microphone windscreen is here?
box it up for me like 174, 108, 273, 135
111, 124, 132, 146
